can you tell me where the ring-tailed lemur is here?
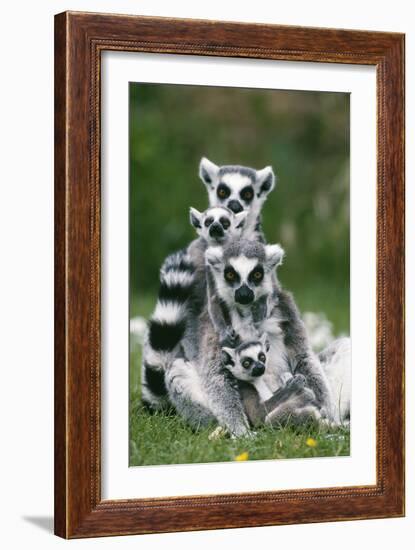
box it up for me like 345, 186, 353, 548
198, 157, 276, 242
319, 337, 351, 425
141, 205, 247, 409
221, 334, 273, 402
205, 239, 334, 418
165, 239, 332, 436
141, 158, 276, 409
221, 340, 321, 428
220, 334, 351, 429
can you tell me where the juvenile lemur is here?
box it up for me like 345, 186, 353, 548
165, 239, 333, 436
142, 158, 276, 409
221, 338, 321, 429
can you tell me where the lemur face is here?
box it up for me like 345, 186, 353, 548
189, 206, 247, 245
206, 239, 285, 307
221, 335, 270, 382
199, 158, 276, 221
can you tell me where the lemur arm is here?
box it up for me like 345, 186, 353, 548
206, 267, 240, 347
277, 290, 334, 419
205, 368, 251, 437
237, 382, 265, 428
197, 324, 250, 436
251, 294, 270, 327
238, 374, 321, 428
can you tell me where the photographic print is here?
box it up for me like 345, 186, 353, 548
129, 83, 350, 467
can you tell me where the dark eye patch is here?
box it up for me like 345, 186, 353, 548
204, 217, 214, 227
219, 217, 230, 229
221, 350, 234, 366
224, 266, 240, 286
258, 352, 266, 363
241, 357, 252, 369
240, 185, 254, 203
217, 183, 230, 200
248, 265, 264, 285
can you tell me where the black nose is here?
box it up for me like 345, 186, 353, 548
252, 364, 265, 377
209, 223, 224, 239
227, 200, 243, 214
235, 284, 254, 305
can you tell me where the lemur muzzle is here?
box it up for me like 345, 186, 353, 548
235, 284, 254, 304
252, 363, 265, 377
209, 223, 224, 239
227, 200, 243, 214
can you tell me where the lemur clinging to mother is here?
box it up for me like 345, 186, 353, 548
141, 158, 276, 410
221, 338, 320, 429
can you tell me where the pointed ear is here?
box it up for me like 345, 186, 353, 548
199, 157, 219, 188
265, 244, 285, 270
234, 211, 248, 229
205, 246, 223, 271
259, 333, 270, 352
255, 166, 276, 198
189, 207, 203, 230
221, 347, 235, 366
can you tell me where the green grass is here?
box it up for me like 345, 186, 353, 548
129, 342, 350, 467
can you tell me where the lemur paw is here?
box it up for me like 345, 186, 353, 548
286, 374, 306, 391
220, 330, 241, 348
229, 426, 252, 439
208, 426, 228, 441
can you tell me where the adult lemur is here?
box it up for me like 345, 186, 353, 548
165, 239, 333, 436
142, 158, 276, 409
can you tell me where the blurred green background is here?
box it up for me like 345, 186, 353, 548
129, 83, 350, 334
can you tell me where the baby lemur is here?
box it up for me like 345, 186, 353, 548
221, 337, 320, 429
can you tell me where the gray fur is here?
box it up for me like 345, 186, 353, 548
205, 239, 334, 418
269, 290, 334, 418
199, 157, 276, 242
319, 337, 351, 425
221, 338, 322, 428
165, 309, 251, 437
142, 206, 248, 409
165, 239, 333, 435
238, 374, 321, 428
142, 159, 277, 410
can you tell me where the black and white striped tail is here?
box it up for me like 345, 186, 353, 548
141, 249, 195, 409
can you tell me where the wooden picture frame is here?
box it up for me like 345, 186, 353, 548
54, 11, 405, 538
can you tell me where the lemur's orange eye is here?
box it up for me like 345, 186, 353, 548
241, 186, 254, 202
225, 267, 239, 284
253, 270, 263, 280
217, 184, 230, 200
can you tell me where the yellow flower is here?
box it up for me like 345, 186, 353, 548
235, 451, 249, 461
306, 437, 317, 448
